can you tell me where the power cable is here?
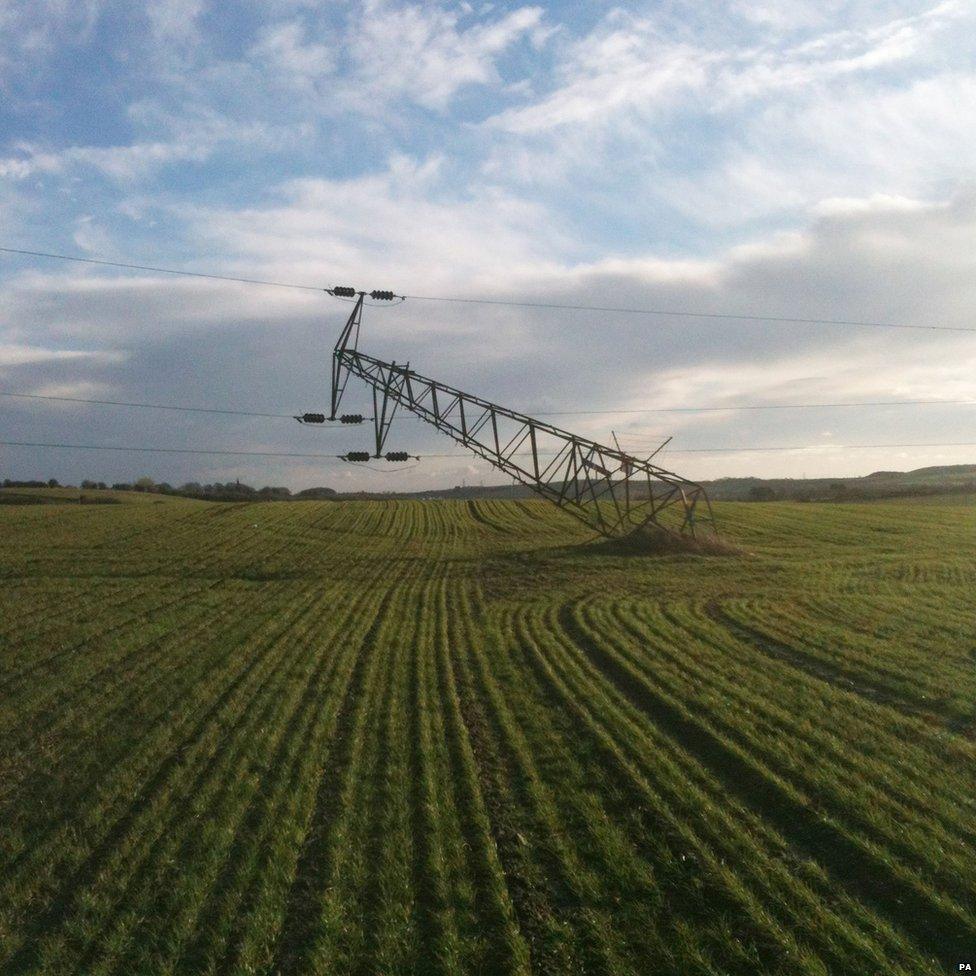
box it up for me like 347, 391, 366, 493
0, 390, 300, 419
402, 294, 976, 334
0, 247, 325, 291
3, 244, 974, 334
421, 441, 976, 456
529, 398, 976, 416
0, 440, 349, 459
4, 438, 976, 459
4, 389, 976, 419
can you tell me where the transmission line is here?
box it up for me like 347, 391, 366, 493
422, 441, 976, 457
0, 440, 349, 459
401, 294, 976, 334
4, 389, 976, 419
0, 247, 324, 291
0, 391, 300, 419
4, 438, 976, 460
3, 244, 974, 334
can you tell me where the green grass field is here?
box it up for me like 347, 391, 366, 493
1, 496, 974, 975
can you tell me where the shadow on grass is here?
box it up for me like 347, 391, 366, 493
549, 526, 746, 560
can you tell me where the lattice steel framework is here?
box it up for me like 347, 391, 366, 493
329, 293, 715, 539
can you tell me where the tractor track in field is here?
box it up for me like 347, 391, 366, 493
3, 497, 974, 976
555, 599, 976, 967
269, 584, 402, 976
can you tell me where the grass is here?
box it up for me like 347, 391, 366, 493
0, 495, 974, 974
0, 486, 198, 505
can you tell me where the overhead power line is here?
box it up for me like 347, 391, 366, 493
531, 398, 976, 416
4, 389, 976, 419
0, 439, 350, 459
401, 294, 976, 334
0, 246, 325, 291
423, 441, 976, 457
0, 390, 299, 419
3, 244, 974, 334
3, 438, 976, 460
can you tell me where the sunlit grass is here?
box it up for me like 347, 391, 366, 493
1, 497, 973, 974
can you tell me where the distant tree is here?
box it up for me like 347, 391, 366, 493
81, 480, 98, 489
180, 482, 203, 494
133, 476, 155, 492
112, 482, 132, 491
156, 482, 173, 493
47, 478, 60, 488
97, 482, 107, 490
748, 485, 777, 501
296, 486, 338, 499
258, 486, 291, 499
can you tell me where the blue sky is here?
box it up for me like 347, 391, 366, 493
2, 0, 976, 490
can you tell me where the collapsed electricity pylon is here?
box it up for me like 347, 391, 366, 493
328, 290, 715, 540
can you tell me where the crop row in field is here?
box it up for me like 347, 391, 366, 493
1, 496, 974, 974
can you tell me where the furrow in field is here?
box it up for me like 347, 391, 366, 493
0, 577, 124, 645
349, 580, 423, 976
517, 600, 928, 975
405, 578, 459, 974
64, 587, 339, 976
686, 596, 974, 776
226, 554, 420, 976
77, 579, 371, 975
451, 586, 638, 976
0, 578, 226, 757
709, 599, 943, 718
714, 595, 974, 724
0, 577, 216, 704
0, 583, 325, 952
630, 600, 976, 863
0, 583, 329, 975
174, 582, 385, 976
431, 582, 531, 976
269, 583, 404, 976
0, 581, 269, 822
508, 604, 772, 975
560, 597, 975, 967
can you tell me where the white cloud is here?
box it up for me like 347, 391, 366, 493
656, 71, 976, 227
249, 20, 335, 88
183, 154, 570, 295
0, 344, 122, 367
26, 380, 113, 399
146, 0, 205, 45
72, 215, 113, 253
0, 158, 35, 179
1, 110, 307, 184
487, 13, 711, 133
0, 1, 104, 89
487, 1, 971, 131
341, 1, 545, 111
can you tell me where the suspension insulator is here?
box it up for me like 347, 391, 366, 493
370, 290, 395, 301
299, 412, 326, 424
331, 286, 357, 297
344, 451, 371, 462
339, 414, 364, 424
385, 451, 411, 462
